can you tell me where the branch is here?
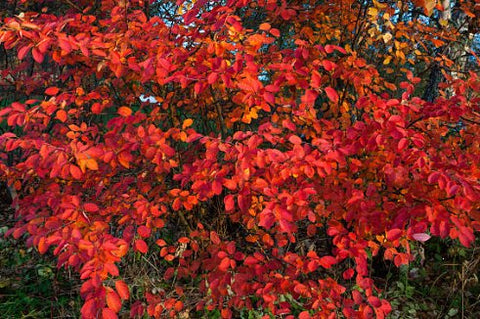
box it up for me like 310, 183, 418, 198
461, 116, 480, 126
64, 0, 83, 13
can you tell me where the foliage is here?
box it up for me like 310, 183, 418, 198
0, 0, 480, 318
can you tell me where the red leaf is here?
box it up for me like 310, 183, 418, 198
294, 283, 309, 296
258, 211, 275, 229
311, 70, 322, 88
397, 138, 408, 151
322, 60, 336, 71
318, 256, 337, 269
458, 226, 474, 247
115, 280, 130, 300
32, 47, 44, 63
212, 179, 222, 195
81, 299, 97, 318
288, 135, 302, 145
69, 164, 82, 179
299, 311, 311, 319
368, 296, 381, 308
269, 28, 280, 37
302, 89, 318, 105
178, 237, 190, 244
45, 87, 60, 95
134, 239, 148, 254
84, 203, 99, 212
17, 44, 32, 60
210, 231, 221, 245
282, 119, 296, 131
102, 307, 118, 319
427, 172, 440, 184
218, 257, 230, 271
207, 72, 218, 84
137, 225, 151, 238
325, 87, 339, 103
343, 268, 355, 280
307, 260, 319, 272
224, 195, 234, 211
386, 228, 403, 241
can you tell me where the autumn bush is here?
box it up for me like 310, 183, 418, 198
1, 0, 480, 318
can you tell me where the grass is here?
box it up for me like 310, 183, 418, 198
381, 238, 480, 318
0, 214, 81, 319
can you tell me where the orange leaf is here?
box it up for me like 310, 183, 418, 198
118, 106, 132, 117
56, 109, 67, 122
117, 151, 131, 169
115, 280, 130, 300
164, 254, 175, 261
156, 239, 167, 247
38, 237, 48, 254
174, 301, 183, 312
182, 118, 193, 129
85, 158, 99, 170
106, 288, 122, 313
259, 23, 271, 31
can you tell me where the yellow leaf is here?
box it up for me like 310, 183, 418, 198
78, 158, 87, 173
382, 32, 393, 44
373, 0, 387, 9
424, 0, 436, 17
367, 7, 378, 17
